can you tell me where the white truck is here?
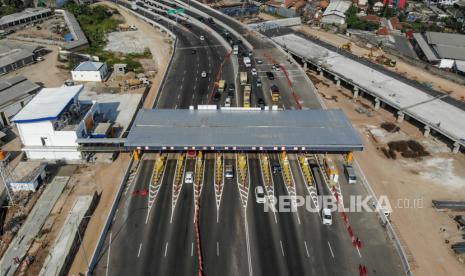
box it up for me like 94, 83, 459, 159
243, 57, 251, 68
131, 2, 138, 10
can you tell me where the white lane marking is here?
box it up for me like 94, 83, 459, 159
191, 242, 194, 257
328, 241, 335, 259
217, 241, 219, 256
178, 94, 181, 99
280, 240, 285, 256
137, 243, 142, 258
105, 232, 112, 276
304, 241, 310, 258
244, 214, 253, 276
164, 242, 169, 257
175, 104, 178, 109
356, 246, 362, 258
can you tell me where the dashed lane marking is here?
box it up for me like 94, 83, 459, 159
328, 241, 335, 259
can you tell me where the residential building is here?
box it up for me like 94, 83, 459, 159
321, 1, 351, 26
0, 76, 41, 127
71, 61, 108, 82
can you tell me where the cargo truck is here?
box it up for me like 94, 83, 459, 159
323, 156, 339, 183
240, 72, 248, 85
243, 85, 251, 108
270, 85, 280, 102
218, 80, 226, 93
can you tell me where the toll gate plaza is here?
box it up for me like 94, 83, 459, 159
123, 109, 363, 152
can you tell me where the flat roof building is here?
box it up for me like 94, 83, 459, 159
0, 75, 41, 126
125, 109, 363, 152
321, 1, 351, 26
71, 61, 108, 82
412, 32, 465, 63
0, 8, 52, 31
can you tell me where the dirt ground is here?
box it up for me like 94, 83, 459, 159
296, 26, 465, 100
11, 16, 68, 41
102, 1, 172, 108
0, 40, 69, 87
312, 71, 465, 275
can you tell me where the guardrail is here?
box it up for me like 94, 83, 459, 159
87, 155, 136, 275
353, 159, 413, 276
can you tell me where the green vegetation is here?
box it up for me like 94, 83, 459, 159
0, 0, 33, 16
66, 3, 148, 72
345, 5, 380, 31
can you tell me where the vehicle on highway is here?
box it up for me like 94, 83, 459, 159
240, 72, 248, 85
272, 64, 281, 71
256, 59, 263, 64
251, 68, 258, 76
243, 57, 251, 68
218, 80, 226, 93
322, 208, 332, 225
248, 51, 253, 57
256, 78, 262, 87
243, 85, 251, 108
225, 97, 231, 107
198, 17, 204, 22
233, 45, 239, 55
266, 71, 275, 80
191, 49, 197, 54
213, 92, 221, 102
201, 71, 207, 78
200, 35, 205, 41
255, 186, 266, 204
257, 98, 265, 108
272, 164, 281, 174
185, 171, 194, 184
207, 17, 215, 24
228, 83, 235, 93
344, 165, 357, 184
225, 165, 234, 179
270, 85, 280, 102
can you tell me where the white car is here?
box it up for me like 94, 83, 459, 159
322, 208, 332, 225
255, 186, 266, 204
225, 97, 231, 107
256, 59, 263, 64
201, 71, 207, 78
251, 68, 257, 76
185, 171, 194, 184
200, 35, 205, 41
272, 64, 280, 71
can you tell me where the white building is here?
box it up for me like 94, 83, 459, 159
321, 1, 352, 26
12, 85, 100, 160
71, 61, 108, 82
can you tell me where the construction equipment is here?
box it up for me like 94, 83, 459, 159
376, 55, 396, 67
341, 42, 352, 52
217, 80, 226, 93
124, 78, 151, 89
240, 72, 248, 85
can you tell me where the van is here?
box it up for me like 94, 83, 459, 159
225, 165, 234, 179
322, 208, 332, 225
344, 165, 357, 184
255, 186, 266, 204
185, 171, 194, 184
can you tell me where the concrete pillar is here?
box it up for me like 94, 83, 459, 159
423, 126, 431, 138
453, 142, 460, 154
335, 76, 340, 87
317, 67, 324, 76
353, 87, 359, 99
303, 60, 308, 70
374, 98, 381, 110
397, 111, 404, 123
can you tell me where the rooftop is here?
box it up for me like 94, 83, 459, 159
0, 40, 38, 68
13, 85, 84, 123
0, 76, 41, 108
125, 109, 363, 151
73, 61, 105, 72
272, 33, 465, 144
0, 8, 51, 25
322, 0, 351, 18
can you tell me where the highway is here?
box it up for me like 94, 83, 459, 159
92, 1, 403, 276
